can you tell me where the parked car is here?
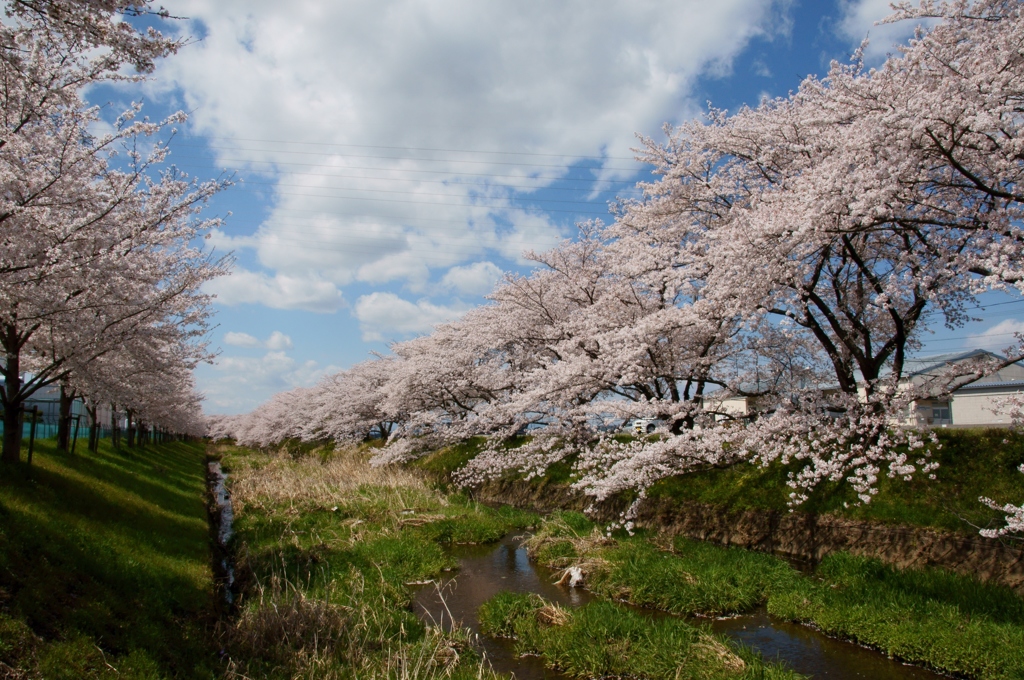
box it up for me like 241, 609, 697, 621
632, 418, 660, 435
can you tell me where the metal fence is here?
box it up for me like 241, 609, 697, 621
0, 413, 113, 441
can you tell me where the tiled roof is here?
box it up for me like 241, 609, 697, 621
902, 349, 1003, 377
955, 380, 1024, 391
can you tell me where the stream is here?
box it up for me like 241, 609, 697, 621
204, 468, 948, 679
207, 459, 237, 606
412, 533, 945, 680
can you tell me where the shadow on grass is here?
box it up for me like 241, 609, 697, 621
0, 440, 216, 679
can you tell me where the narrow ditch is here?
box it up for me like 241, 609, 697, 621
207, 458, 238, 610
413, 532, 946, 680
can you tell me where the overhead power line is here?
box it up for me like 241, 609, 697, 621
166, 152, 643, 175
230, 175, 643, 197
182, 135, 641, 162
170, 158, 643, 187
220, 185, 618, 215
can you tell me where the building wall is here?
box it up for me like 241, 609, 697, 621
708, 396, 750, 419
912, 399, 952, 427
951, 389, 1020, 426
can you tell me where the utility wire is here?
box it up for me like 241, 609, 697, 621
166, 153, 643, 174
181, 135, 640, 161
166, 154, 646, 180
218, 186, 614, 215
232, 175, 644, 197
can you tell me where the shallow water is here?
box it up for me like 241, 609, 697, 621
207, 460, 236, 605
710, 611, 941, 679
413, 533, 586, 680
413, 533, 944, 680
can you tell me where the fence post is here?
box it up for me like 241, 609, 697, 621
27, 406, 38, 466
71, 414, 80, 455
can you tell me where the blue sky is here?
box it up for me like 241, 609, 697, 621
95, 0, 1024, 414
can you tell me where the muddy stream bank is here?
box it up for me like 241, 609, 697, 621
413, 533, 944, 680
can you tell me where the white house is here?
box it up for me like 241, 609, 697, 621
896, 350, 1024, 427
702, 349, 1024, 428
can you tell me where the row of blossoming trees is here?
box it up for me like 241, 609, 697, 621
211, 0, 1024, 535
0, 1, 228, 462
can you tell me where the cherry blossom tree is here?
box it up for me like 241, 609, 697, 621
0, 0, 227, 461
4, 0, 179, 72
302, 356, 403, 445
372, 221, 810, 480
227, 0, 1024, 529
0, 95, 227, 461
540, 0, 1024, 512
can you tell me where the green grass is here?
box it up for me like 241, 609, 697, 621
528, 512, 798, 616
415, 429, 1024, 535
768, 553, 1024, 680
592, 537, 799, 616
645, 429, 1024, 533
478, 592, 803, 680
412, 438, 487, 485
0, 438, 215, 679
525, 513, 1024, 680
220, 444, 537, 679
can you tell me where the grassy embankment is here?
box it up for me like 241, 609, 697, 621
524, 510, 1024, 679
0, 438, 216, 679
646, 428, 1024, 533
217, 443, 537, 680
415, 429, 1024, 534
413, 430, 1024, 678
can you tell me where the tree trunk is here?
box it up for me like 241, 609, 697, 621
1, 346, 22, 464
87, 403, 99, 452
2, 403, 21, 464
56, 385, 74, 452
110, 405, 120, 448
126, 410, 135, 447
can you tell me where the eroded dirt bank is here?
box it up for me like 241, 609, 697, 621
476, 478, 1024, 593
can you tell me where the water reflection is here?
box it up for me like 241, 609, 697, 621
207, 460, 236, 605
413, 533, 944, 680
711, 610, 942, 680
414, 533, 581, 680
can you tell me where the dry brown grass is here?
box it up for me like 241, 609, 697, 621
534, 604, 570, 627
227, 447, 431, 514
228, 591, 351, 674
224, 566, 497, 680
525, 516, 613, 587
218, 446, 512, 680
0, 662, 32, 680
694, 635, 747, 673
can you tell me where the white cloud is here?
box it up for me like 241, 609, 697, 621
205, 228, 260, 253
971, 319, 1024, 353
265, 330, 294, 350
751, 59, 772, 78
204, 267, 345, 313
223, 330, 295, 350
223, 331, 261, 347
441, 261, 503, 296
151, 0, 791, 289
838, 0, 939, 63
353, 292, 471, 341
199, 350, 339, 413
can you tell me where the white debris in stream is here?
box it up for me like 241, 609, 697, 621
557, 566, 584, 588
